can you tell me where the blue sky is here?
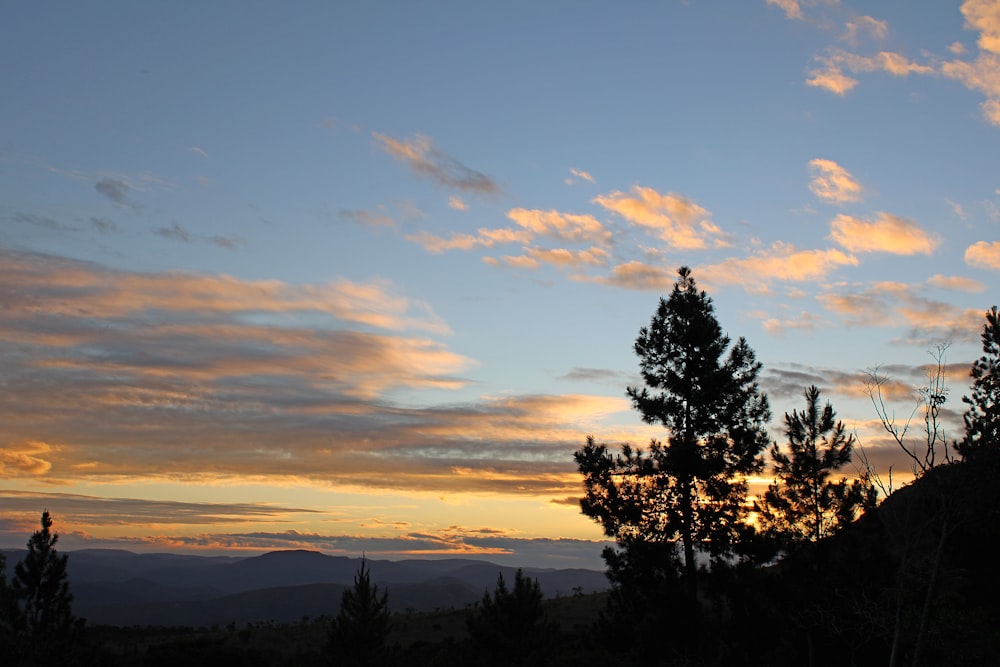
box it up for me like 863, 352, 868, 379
2, 1, 999, 569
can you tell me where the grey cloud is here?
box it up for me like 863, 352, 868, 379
373, 133, 501, 195
95, 178, 138, 209
155, 221, 194, 242
90, 216, 119, 233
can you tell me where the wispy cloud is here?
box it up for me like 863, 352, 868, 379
808, 158, 863, 204
829, 212, 940, 255
155, 221, 242, 248
373, 132, 500, 194
95, 178, 141, 211
841, 16, 888, 46
962, 0, 1000, 54
339, 208, 395, 228
448, 195, 467, 211
565, 168, 595, 185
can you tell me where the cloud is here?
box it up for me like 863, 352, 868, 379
808, 158, 863, 204
842, 16, 889, 46
90, 216, 118, 233
927, 274, 985, 292
807, 49, 933, 95
593, 260, 677, 291
962, 0, 1000, 54
940, 54, 1000, 125
506, 208, 611, 245
339, 208, 395, 227
0, 442, 53, 477
155, 222, 243, 248
699, 243, 858, 290
965, 240, 1000, 269
566, 168, 595, 185
95, 178, 140, 210
767, 0, 802, 20
190, 146, 209, 158
525, 246, 609, 269
829, 212, 940, 255
593, 186, 730, 250
761, 311, 825, 336
155, 221, 194, 242
448, 195, 467, 211
373, 132, 500, 194
0, 246, 659, 497
818, 280, 985, 343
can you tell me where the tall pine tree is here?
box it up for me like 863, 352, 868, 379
760, 385, 868, 545
575, 267, 771, 603
958, 306, 1000, 459
328, 557, 390, 666
11, 511, 75, 642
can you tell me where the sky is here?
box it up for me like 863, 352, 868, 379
1, 1, 999, 570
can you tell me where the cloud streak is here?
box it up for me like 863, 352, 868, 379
374, 132, 500, 194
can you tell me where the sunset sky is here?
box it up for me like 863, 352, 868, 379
2, 1, 999, 569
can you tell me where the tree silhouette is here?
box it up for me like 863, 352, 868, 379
760, 385, 869, 544
466, 569, 552, 666
328, 556, 390, 666
11, 511, 76, 642
576, 267, 771, 604
957, 305, 1000, 460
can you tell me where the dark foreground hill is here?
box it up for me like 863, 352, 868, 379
0, 549, 608, 626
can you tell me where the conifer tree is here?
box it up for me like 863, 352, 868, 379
957, 305, 1000, 459
466, 569, 552, 666
575, 267, 771, 602
760, 385, 867, 544
328, 557, 390, 666
11, 511, 75, 642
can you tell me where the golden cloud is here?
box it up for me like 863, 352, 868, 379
0, 442, 54, 477
592, 186, 729, 250
808, 158, 863, 204
700, 243, 858, 290
818, 281, 985, 341
829, 213, 940, 255
808, 49, 933, 95
965, 240, 1000, 269
594, 261, 677, 291
506, 208, 610, 245
927, 274, 986, 292
962, 0, 1000, 54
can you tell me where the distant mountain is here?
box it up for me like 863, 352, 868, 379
50, 549, 608, 627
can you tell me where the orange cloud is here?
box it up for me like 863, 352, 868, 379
927, 274, 986, 292
526, 246, 609, 268
767, 0, 802, 20
818, 281, 985, 342
593, 261, 677, 291
808, 49, 933, 95
828, 213, 940, 255
0, 248, 451, 334
0, 442, 54, 477
965, 240, 1000, 269
808, 159, 863, 204
940, 54, 1000, 125
962, 0, 1000, 54
699, 243, 858, 290
506, 208, 610, 245
592, 186, 729, 250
